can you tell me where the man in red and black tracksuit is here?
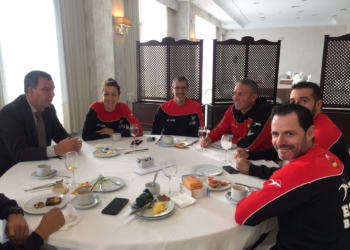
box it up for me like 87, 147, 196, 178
235, 103, 350, 250
201, 79, 272, 150
234, 82, 350, 179
151, 76, 204, 137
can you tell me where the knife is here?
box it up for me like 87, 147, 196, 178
234, 182, 261, 190
187, 140, 199, 146
156, 136, 163, 144
129, 202, 152, 215
24, 183, 57, 192
124, 148, 149, 154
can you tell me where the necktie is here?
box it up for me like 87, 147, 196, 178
34, 112, 46, 147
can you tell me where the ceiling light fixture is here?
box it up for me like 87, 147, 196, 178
259, 13, 263, 14
332, 15, 338, 17
298, 11, 303, 13
254, 2, 260, 4
291, 6, 300, 8
311, 14, 318, 16
340, 9, 347, 11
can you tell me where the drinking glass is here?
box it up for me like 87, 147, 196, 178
129, 123, 139, 147
221, 134, 233, 164
197, 126, 208, 151
65, 151, 79, 188
163, 158, 178, 197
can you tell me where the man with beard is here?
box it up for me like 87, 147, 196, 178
234, 81, 350, 178
0, 71, 82, 176
235, 103, 350, 249
201, 79, 272, 150
151, 76, 204, 137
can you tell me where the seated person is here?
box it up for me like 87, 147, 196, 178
201, 79, 272, 150
235, 103, 350, 249
82, 78, 143, 141
151, 76, 204, 137
0, 70, 82, 177
0, 193, 64, 249
235, 81, 350, 179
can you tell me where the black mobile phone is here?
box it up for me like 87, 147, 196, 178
102, 197, 129, 215
223, 165, 239, 174
130, 139, 143, 145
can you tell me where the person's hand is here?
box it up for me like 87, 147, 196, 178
5, 213, 29, 245
96, 127, 114, 136
73, 138, 82, 151
34, 208, 65, 241
234, 148, 249, 159
236, 158, 251, 175
200, 137, 212, 148
54, 137, 79, 155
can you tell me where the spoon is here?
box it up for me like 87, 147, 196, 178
152, 171, 158, 187
90, 180, 99, 193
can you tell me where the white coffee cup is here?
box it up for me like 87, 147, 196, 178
111, 133, 121, 142
76, 188, 94, 206
36, 164, 51, 177
231, 184, 249, 202
162, 135, 174, 144
145, 182, 160, 196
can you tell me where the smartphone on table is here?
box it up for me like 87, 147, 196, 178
222, 165, 239, 174
102, 197, 129, 215
130, 139, 143, 146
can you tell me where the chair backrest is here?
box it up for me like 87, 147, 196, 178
307, 75, 312, 82
286, 71, 292, 78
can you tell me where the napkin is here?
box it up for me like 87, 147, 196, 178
38, 204, 81, 231
60, 204, 81, 230
171, 193, 196, 208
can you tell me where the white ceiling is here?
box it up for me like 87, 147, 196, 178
178, 0, 350, 30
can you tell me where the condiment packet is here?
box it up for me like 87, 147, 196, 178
171, 193, 196, 208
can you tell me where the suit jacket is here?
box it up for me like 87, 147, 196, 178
0, 95, 69, 176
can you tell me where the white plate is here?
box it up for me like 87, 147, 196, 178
190, 164, 223, 176
157, 141, 176, 147
31, 169, 57, 180
70, 194, 100, 209
135, 200, 175, 219
23, 194, 69, 214
225, 192, 238, 205
138, 208, 175, 220
89, 176, 125, 192
203, 176, 232, 191
212, 142, 237, 150
92, 150, 120, 158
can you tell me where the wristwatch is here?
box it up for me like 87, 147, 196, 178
5, 206, 24, 219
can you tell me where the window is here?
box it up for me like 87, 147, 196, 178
195, 15, 216, 105
139, 0, 167, 42
0, 0, 63, 122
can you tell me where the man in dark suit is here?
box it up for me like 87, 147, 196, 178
0, 70, 82, 176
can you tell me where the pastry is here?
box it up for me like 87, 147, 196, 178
157, 194, 170, 201
52, 181, 69, 194
45, 196, 61, 206
34, 201, 45, 209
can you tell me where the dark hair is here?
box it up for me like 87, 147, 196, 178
101, 78, 121, 95
291, 81, 323, 101
271, 103, 314, 133
236, 78, 258, 95
172, 76, 188, 88
24, 71, 52, 93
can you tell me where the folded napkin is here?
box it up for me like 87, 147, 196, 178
171, 193, 196, 208
38, 204, 81, 231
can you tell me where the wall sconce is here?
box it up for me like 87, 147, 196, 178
115, 17, 132, 35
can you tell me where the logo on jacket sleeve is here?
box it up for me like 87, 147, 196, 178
325, 153, 338, 168
267, 179, 282, 188
191, 116, 196, 120
252, 122, 261, 127
339, 179, 350, 201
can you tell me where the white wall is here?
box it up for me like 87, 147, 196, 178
225, 26, 349, 84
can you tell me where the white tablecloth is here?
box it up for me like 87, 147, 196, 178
0, 136, 278, 250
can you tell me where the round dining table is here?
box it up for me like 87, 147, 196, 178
0, 136, 278, 250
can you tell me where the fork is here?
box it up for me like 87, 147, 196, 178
98, 174, 121, 186
97, 176, 105, 192
135, 199, 157, 219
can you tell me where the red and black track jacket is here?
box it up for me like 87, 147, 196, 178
208, 98, 272, 150
236, 146, 350, 250
248, 113, 350, 179
151, 98, 204, 137
82, 101, 143, 141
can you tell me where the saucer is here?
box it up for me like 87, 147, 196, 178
70, 194, 100, 209
225, 192, 239, 205
31, 169, 57, 180
157, 141, 176, 147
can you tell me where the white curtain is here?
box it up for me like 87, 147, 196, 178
54, 0, 90, 134
125, 0, 140, 99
